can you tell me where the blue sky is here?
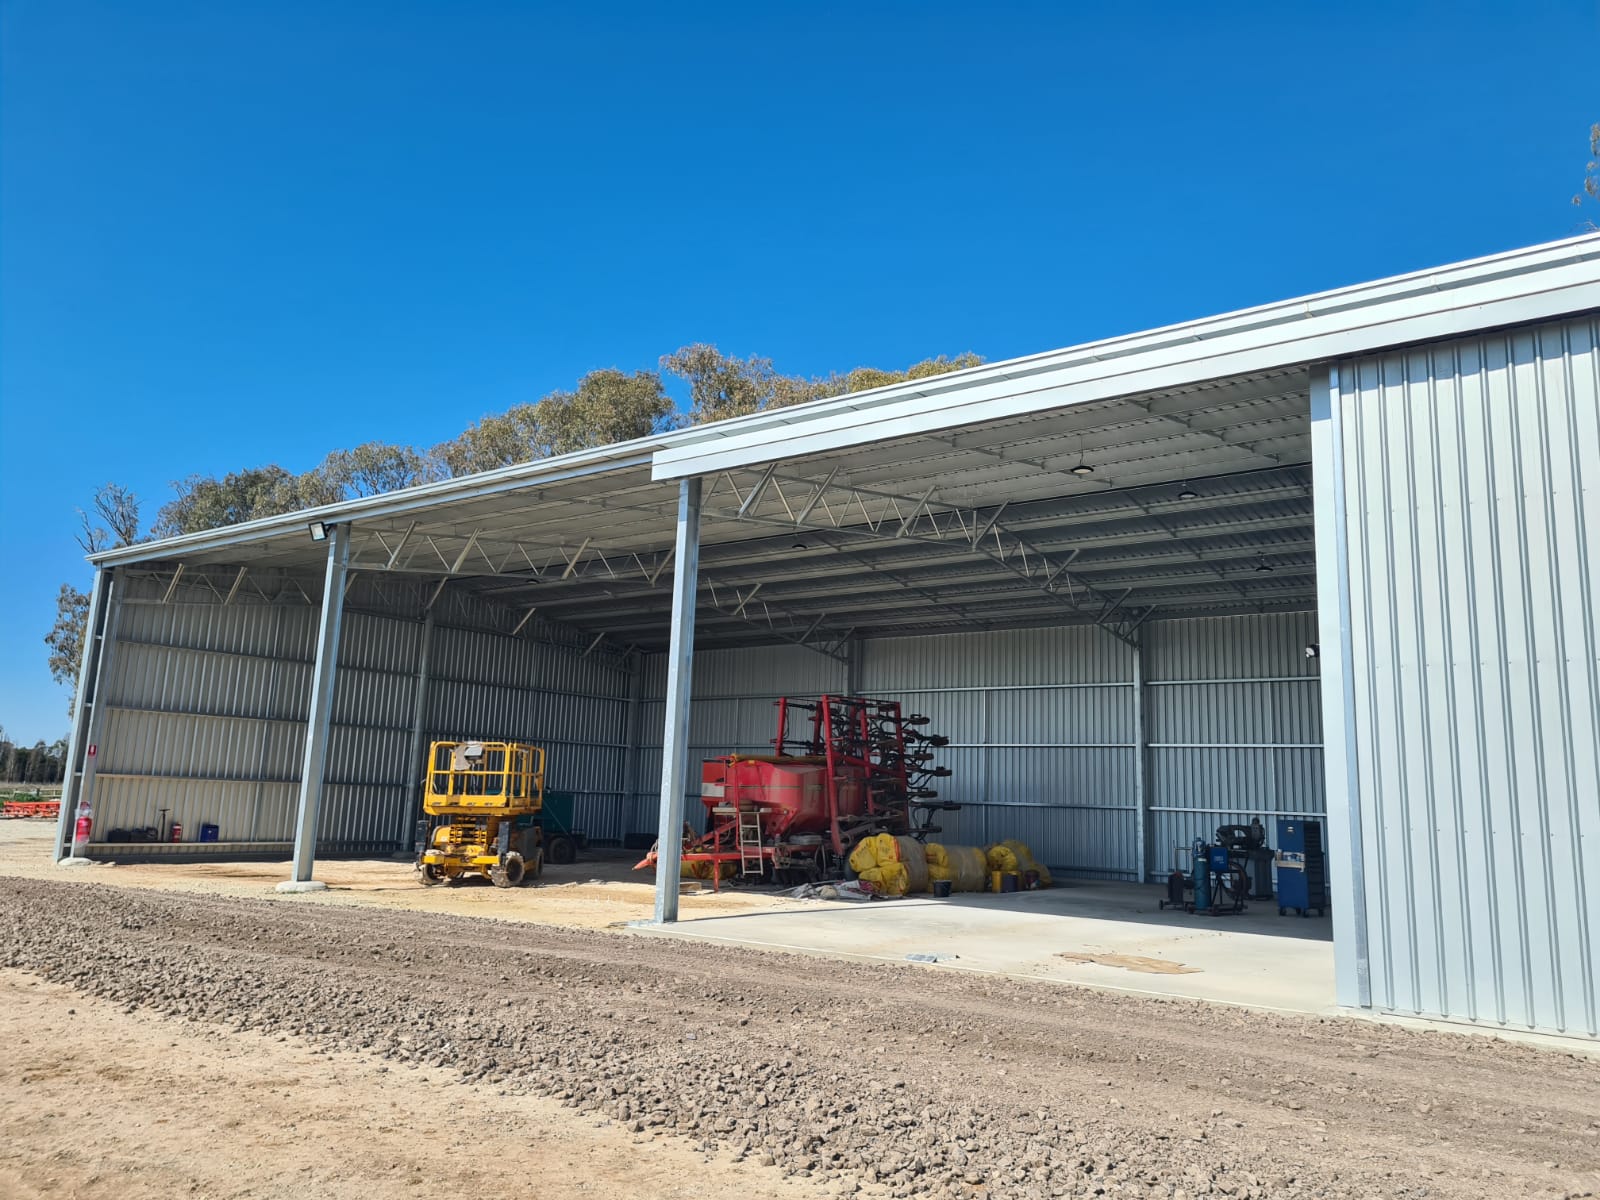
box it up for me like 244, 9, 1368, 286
1, 0, 1596, 743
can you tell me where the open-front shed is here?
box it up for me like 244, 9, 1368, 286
61, 233, 1600, 1040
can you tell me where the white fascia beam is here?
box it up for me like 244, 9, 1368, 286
652, 257, 1600, 481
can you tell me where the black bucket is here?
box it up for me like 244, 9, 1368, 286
932, 879, 953, 898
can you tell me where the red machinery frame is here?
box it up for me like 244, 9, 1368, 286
635, 694, 953, 888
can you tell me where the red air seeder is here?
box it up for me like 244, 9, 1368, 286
636, 695, 953, 888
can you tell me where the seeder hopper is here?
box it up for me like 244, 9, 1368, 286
636, 695, 956, 887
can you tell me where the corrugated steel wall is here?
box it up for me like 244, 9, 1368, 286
634, 614, 1321, 879
422, 619, 634, 844
88, 575, 635, 853
633, 645, 847, 835
94, 593, 319, 848
91, 578, 1323, 878
861, 626, 1138, 878
1144, 613, 1325, 876
1335, 314, 1600, 1037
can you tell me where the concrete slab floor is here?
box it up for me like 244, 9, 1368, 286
642, 879, 1336, 1015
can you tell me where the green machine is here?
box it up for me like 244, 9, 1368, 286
539, 791, 588, 865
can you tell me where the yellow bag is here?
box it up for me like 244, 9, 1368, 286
1000, 839, 1052, 886
985, 844, 1019, 873
858, 862, 910, 896
894, 836, 930, 893
847, 840, 876, 875
924, 843, 950, 869
847, 832, 898, 875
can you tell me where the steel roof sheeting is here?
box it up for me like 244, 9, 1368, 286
651, 234, 1600, 479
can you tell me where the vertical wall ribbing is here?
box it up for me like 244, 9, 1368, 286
1337, 313, 1600, 1037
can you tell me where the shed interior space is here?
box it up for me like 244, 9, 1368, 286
70, 365, 1323, 887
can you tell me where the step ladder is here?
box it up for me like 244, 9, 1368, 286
737, 809, 764, 876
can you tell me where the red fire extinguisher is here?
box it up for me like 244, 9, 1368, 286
73, 814, 92, 856
170, 822, 183, 843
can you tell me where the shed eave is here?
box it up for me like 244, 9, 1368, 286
87, 445, 658, 569
82, 232, 1600, 572
650, 232, 1600, 479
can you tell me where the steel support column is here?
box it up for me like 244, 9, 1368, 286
288, 523, 351, 884
249, 605, 289, 842
398, 611, 436, 852
1131, 641, 1149, 884
620, 652, 645, 820
653, 478, 702, 923
56, 567, 119, 860
1311, 365, 1372, 1009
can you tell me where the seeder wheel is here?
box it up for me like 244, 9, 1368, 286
419, 864, 451, 887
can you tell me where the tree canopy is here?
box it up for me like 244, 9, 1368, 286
128, 350, 980, 540
47, 347, 983, 702
1577, 122, 1600, 227
0, 727, 68, 785
75, 481, 142, 553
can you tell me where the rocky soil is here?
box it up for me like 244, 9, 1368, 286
2, 876, 1597, 1199
0, 968, 823, 1200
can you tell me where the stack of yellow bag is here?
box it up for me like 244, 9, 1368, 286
925, 842, 989, 891
986, 839, 1052, 886
848, 832, 910, 896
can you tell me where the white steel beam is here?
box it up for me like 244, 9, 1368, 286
385, 521, 418, 569
286, 523, 351, 886
1132, 642, 1149, 884
398, 611, 435, 853
1312, 365, 1372, 1009
653, 478, 702, 924
620, 653, 646, 824
704, 466, 1152, 644
56, 567, 118, 860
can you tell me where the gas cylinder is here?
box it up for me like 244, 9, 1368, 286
1192, 838, 1211, 911
1165, 869, 1186, 907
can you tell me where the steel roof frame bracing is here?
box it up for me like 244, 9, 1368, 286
700, 464, 1155, 645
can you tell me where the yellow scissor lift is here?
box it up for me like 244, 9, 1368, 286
417, 740, 546, 887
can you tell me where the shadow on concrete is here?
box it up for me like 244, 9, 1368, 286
685, 879, 1334, 944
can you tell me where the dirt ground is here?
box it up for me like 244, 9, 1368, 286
3, 870, 1598, 1200
0, 820, 816, 929
0, 969, 824, 1200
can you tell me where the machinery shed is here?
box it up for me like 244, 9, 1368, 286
59, 233, 1600, 1041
